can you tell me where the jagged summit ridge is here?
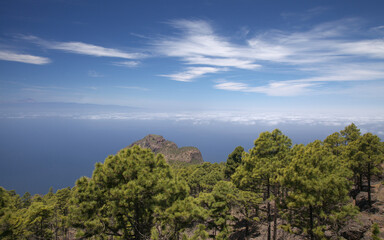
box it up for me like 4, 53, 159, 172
128, 134, 203, 164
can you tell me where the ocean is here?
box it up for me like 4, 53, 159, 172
0, 117, 382, 195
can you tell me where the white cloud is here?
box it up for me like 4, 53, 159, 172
184, 56, 260, 69
160, 67, 225, 82
50, 42, 143, 58
3, 110, 383, 129
214, 81, 249, 91
155, 19, 294, 66
0, 50, 50, 65
245, 18, 384, 64
23, 35, 145, 59
252, 82, 316, 96
155, 19, 272, 73
214, 81, 315, 96
338, 40, 384, 58
214, 62, 384, 96
156, 19, 384, 95
113, 61, 140, 68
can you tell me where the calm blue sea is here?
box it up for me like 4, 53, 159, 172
0, 118, 380, 195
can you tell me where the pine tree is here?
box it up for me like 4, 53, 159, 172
233, 129, 291, 240
353, 133, 384, 207
183, 224, 209, 240
152, 196, 207, 240
21, 192, 32, 208
198, 181, 236, 239
70, 145, 189, 239
324, 132, 345, 156
182, 162, 225, 196
340, 123, 361, 145
0, 187, 26, 239
24, 195, 54, 240
53, 187, 71, 239
225, 146, 244, 179
232, 188, 262, 238
279, 141, 357, 239
340, 124, 363, 193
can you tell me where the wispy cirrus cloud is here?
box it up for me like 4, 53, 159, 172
155, 19, 281, 71
214, 81, 316, 96
337, 39, 384, 58
184, 56, 260, 69
295, 64, 384, 83
214, 62, 384, 96
113, 61, 140, 68
0, 50, 50, 64
22, 35, 145, 59
156, 18, 384, 95
160, 66, 225, 82
158, 18, 384, 65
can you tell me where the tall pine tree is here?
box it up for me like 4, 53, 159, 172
233, 129, 291, 240
70, 145, 189, 239
279, 141, 357, 239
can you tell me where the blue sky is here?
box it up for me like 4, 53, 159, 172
1, 0, 384, 124
2, 0, 384, 194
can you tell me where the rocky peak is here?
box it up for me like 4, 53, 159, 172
128, 134, 203, 164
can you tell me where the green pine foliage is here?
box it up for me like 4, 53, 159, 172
53, 187, 71, 239
198, 181, 236, 239
70, 145, 189, 239
24, 195, 54, 239
177, 162, 225, 196
152, 196, 207, 239
341, 123, 361, 144
231, 187, 262, 237
233, 129, 292, 240
353, 133, 384, 206
224, 146, 244, 179
279, 141, 357, 239
0, 187, 26, 239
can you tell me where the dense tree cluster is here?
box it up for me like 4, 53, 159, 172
1, 124, 383, 239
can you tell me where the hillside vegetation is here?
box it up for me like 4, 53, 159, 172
1, 124, 384, 240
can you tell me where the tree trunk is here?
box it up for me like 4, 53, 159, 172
272, 184, 279, 240
359, 173, 363, 191
55, 213, 58, 240
245, 210, 249, 239
368, 162, 371, 207
176, 223, 180, 240
273, 199, 277, 240
267, 179, 271, 240
309, 205, 314, 240
134, 202, 141, 240
245, 222, 249, 240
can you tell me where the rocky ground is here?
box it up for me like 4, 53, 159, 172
229, 180, 384, 240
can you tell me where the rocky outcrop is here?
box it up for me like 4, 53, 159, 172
128, 134, 203, 164
340, 214, 372, 240
340, 181, 384, 240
